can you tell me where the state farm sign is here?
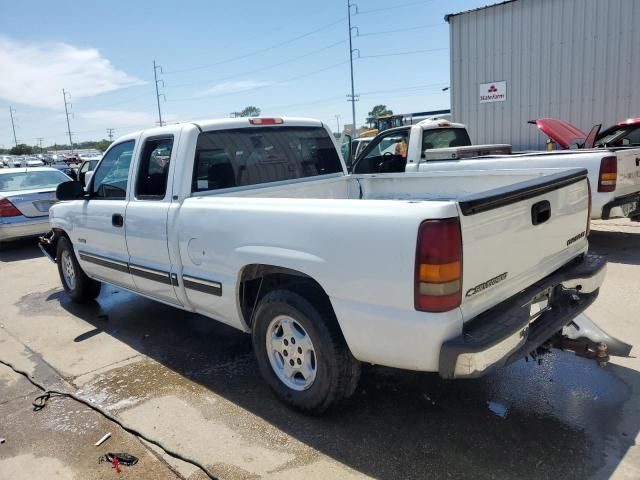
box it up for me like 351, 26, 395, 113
479, 81, 507, 103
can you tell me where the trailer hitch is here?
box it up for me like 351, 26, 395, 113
554, 313, 632, 366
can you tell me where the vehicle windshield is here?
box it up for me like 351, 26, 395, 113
0, 170, 69, 192
596, 125, 640, 147
193, 126, 343, 192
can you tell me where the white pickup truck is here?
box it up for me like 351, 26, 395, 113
39, 116, 617, 413
352, 119, 640, 221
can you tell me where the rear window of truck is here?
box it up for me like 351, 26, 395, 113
192, 126, 343, 192
421, 128, 471, 152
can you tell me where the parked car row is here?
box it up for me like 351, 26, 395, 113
1, 155, 45, 168
0, 167, 72, 244
1, 151, 103, 169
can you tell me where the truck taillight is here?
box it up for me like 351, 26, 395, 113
415, 218, 462, 312
597, 156, 617, 192
586, 179, 592, 236
0, 198, 21, 217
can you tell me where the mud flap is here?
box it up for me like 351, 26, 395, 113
557, 313, 632, 365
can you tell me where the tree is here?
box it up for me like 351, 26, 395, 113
9, 144, 34, 155
94, 140, 111, 152
235, 106, 261, 117
367, 104, 393, 121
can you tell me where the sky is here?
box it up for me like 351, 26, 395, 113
0, 0, 492, 148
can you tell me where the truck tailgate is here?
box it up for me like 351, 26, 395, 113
457, 169, 590, 321
615, 148, 640, 197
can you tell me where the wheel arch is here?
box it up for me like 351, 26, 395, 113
237, 264, 336, 331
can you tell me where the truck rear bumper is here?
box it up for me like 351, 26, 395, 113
601, 191, 640, 220
439, 254, 607, 379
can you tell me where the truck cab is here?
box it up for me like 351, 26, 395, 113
352, 119, 510, 174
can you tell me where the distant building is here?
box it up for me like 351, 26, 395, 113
446, 0, 640, 150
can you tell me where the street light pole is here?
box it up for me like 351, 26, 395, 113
347, 0, 359, 136
153, 60, 165, 127
62, 89, 74, 153
9, 107, 18, 147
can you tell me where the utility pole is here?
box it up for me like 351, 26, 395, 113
106, 128, 115, 142
62, 89, 74, 152
8, 106, 18, 147
347, 1, 359, 136
37, 137, 43, 152
334, 114, 341, 133
153, 60, 165, 127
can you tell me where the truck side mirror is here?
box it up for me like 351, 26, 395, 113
56, 181, 85, 201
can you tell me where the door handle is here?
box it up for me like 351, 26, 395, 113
531, 200, 551, 225
112, 213, 124, 227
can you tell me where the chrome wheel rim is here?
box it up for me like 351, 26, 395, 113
266, 315, 317, 391
61, 250, 76, 290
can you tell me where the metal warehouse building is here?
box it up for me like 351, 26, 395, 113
446, 0, 640, 150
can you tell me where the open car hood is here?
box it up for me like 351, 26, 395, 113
529, 118, 587, 149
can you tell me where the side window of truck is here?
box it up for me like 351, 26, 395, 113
352, 130, 409, 174
91, 141, 135, 199
136, 137, 174, 200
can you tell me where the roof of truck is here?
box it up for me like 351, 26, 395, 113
112, 116, 326, 144
195, 116, 323, 132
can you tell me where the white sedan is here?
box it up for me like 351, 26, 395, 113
0, 167, 71, 244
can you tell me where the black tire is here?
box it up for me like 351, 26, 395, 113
56, 236, 101, 303
252, 288, 361, 414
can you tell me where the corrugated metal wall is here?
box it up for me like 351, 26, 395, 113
449, 0, 640, 150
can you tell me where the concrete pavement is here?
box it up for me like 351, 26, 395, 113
0, 219, 638, 479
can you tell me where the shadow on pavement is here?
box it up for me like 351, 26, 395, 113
37, 286, 639, 480
0, 238, 44, 263
588, 229, 640, 266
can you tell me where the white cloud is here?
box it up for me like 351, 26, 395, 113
197, 80, 270, 97
0, 37, 145, 109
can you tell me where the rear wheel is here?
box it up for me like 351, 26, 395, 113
56, 236, 101, 303
252, 288, 360, 413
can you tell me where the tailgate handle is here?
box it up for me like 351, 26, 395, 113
531, 200, 551, 225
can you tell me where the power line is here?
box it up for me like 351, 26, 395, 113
153, 60, 166, 127
62, 89, 74, 153
37, 137, 44, 152
8, 107, 18, 147
359, 47, 448, 59
357, 23, 444, 37
262, 94, 345, 112
167, 39, 347, 90
260, 84, 447, 114
167, 60, 349, 103
88, 91, 154, 110
357, 0, 435, 15
164, 17, 346, 75
360, 82, 449, 96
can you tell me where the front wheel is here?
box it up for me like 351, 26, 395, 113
56, 236, 101, 303
252, 288, 360, 413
